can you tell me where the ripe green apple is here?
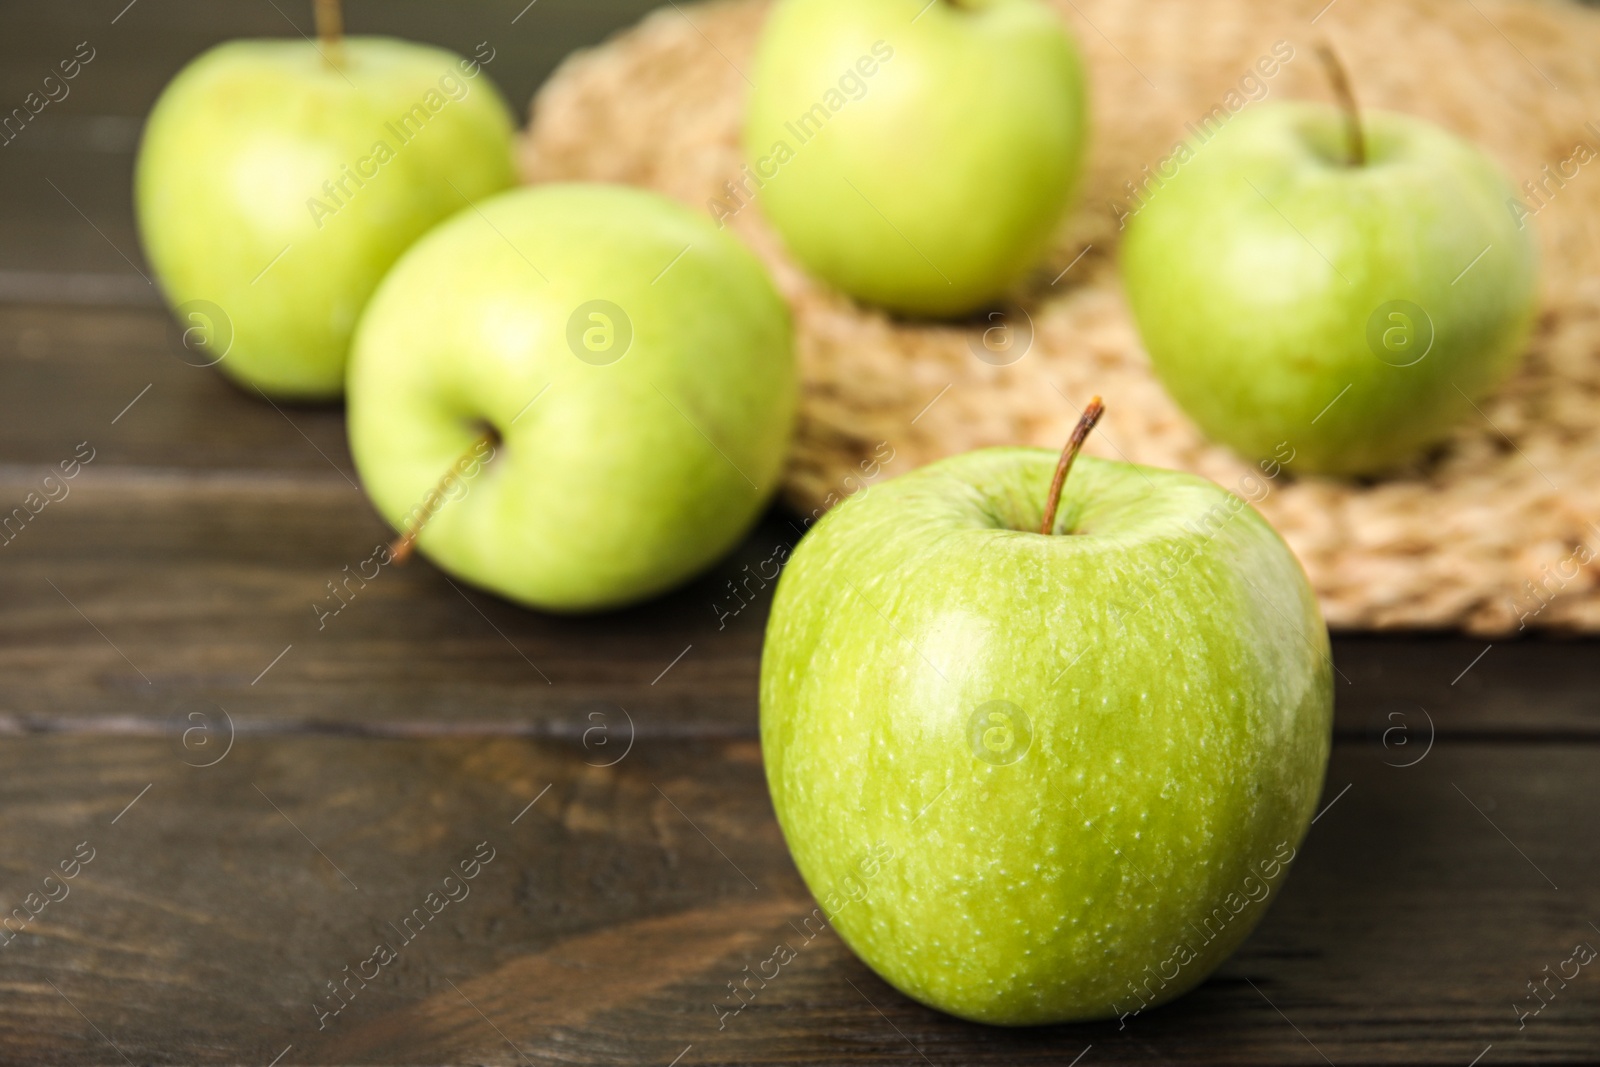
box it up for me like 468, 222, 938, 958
760, 446, 1332, 1024
347, 183, 797, 612
135, 36, 515, 398
1121, 101, 1538, 475
742, 0, 1086, 317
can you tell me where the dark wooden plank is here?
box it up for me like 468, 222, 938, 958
1333, 634, 1600, 743
321, 740, 1600, 1067
0, 736, 1593, 1064
0, 306, 352, 474
0, 466, 785, 732
0, 733, 797, 1066
0, 463, 1595, 736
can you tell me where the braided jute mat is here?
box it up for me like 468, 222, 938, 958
519, 0, 1600, 634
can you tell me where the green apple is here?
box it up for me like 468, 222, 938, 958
347, 183, 797, 612
135, 28, 515, 398
741, 0, 1086, 317
760, 444, 1332, 1024
1122, 101, 1538, 475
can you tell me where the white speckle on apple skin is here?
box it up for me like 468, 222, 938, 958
1122, 101, 1538, 476
760, 446, 1332, 1024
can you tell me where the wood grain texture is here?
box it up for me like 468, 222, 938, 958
0, 466, 781, 731
0, 736, 1592, 1065
0, 306, 350, 474
0, 464, 1595, 737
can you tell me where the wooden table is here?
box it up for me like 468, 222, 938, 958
2, 2, 1597, 1063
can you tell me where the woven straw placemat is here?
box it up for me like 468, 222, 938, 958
519, 0, 1600, 633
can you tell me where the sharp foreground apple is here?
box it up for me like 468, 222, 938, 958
741, 0, 1086, 317
1121, 98, 1538, 476
135, 6, 515, 398
347, 183, 797, 612
760, 424, 1333, 1024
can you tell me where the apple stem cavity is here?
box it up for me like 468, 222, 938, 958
313, 0, 345, 68
387, 427, 500, 565
1040, 396, 1104, 536
1315, 43, 1365, 167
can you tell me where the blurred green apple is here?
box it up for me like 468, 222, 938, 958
347, 183, 797, 612
1122, 101, 1538, 475
742, 0, 1086, 317
761, 442, 1332, 1024
135, 28, 515, 398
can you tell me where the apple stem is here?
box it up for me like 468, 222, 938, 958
1040, 397, 1104, 536
1315, 43, 1365, 167
387, 429, 498, 565
313, 0, 345, 68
